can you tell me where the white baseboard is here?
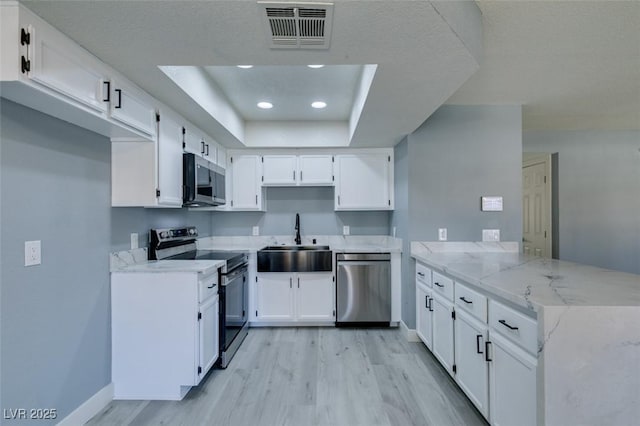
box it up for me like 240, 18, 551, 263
400, 320, 420, 342
57, 382, 113, 426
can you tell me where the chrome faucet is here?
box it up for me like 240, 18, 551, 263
294, 213, 301, 245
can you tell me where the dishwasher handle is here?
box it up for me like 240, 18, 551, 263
337, 253, 391, 262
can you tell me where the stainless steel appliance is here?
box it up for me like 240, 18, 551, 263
336, 253, 391, 326
183, 153, 225, 207
149, 227, 248, 368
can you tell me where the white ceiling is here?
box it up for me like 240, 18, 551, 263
448, 0, 640, 131
19, 0, 640, 148
203, 65, 362, 121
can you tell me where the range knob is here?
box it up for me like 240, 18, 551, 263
159, 231, 168, 239
189, 229, 196, 235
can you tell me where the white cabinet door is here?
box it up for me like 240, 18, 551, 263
27, 21, 108, 114
110, 78, 156, 139
489, 332, 537, 426
335, 153, 392, 210
298, 155, 334, 186
416, 283, 433, 349
297, 273, 334, 321
198, 295, 219, 381
432, 292, 455, 376
157, 110, 184, 207
229, 155, 262, 210
262, 155, 297, 185
454, 309, 489, 418
256, 274, 294, 321
201, 136, 216, 163
184, 126, 204, 157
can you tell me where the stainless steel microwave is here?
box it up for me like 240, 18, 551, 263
183, 153, 226, 207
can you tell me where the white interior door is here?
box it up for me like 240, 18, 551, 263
522, 156, 551, 257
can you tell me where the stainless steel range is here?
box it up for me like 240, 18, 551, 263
149, 227, 249, 368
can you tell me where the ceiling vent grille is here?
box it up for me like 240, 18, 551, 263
259, 2, 334, 49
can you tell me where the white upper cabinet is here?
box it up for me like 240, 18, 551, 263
261, 154, 334, 187
111, 109, 183, 207
1, 4, 156, 141
335, 151, 394, 210
228, 154, 264, 210
298, 155, 334, 186
27, 19, 108, 115
262, 155, 298, 186
183, 123, 219, 164
156, 110, 185, 207
109, 78, 157, 139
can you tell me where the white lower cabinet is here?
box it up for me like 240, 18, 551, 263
111, 270, 219, 400
488, 329, 537, 426
454, 309, 489, 418
431, 292, 455, 375
255, 273, 295, 321
255, 272, 334, 323
416, 282, 433, 349
415, 263, 538, 425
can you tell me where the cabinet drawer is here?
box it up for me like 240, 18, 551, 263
416, 263, 431, 286
489, 300, 537, 354
455, 282, 487, 323
432, 271, 454, 301
198, 271, 218, 302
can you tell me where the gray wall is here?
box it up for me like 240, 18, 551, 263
0, 99, 214, 424
390, 138, 411, 327
396, 105, 523, 328
524, 130, 640, 274
1, 100, 111, 424
210, 187, 390, 236
408, 105, 523, 243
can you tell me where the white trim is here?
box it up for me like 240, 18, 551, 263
400, 320, 420, 342
57, 382, 113, 426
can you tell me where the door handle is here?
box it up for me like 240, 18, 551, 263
297, 277, 300, 288
102, 81, 111, 102
425, 295, 428, 309
498, 319, 519, 331
114, 89, 122, 108
459, 296, 473, 304
434, 282, 444, 288
290, 277, 292, 288
485, 341, 492, 362
476, 334, 483, 354
201, 141, 205, 154
428, 297, 433, 312
206, 144, 209, 156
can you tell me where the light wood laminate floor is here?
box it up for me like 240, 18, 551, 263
88, 327, 487, 426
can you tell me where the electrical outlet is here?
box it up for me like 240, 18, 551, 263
25, 240, 41, 266
252, 226, 260, 236
130, 233, 138, 249
343, 226, 350, 236
482, 229, 500, 242
438, 228, 447, 241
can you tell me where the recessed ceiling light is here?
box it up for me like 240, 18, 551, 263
311, 101, 327, 109
237, 65, 253, 69
307, 64, 325, 69
257, 101, 273, 109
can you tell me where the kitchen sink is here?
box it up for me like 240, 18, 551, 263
262, 245, 330, 251
257, 245, 332, 272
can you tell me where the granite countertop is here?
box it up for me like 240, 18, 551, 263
197, 235, 402, 253
411, 242, 640, 313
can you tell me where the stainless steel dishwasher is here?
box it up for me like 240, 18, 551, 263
336, 253, 391, 326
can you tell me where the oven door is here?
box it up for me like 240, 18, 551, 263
219, 264, 248, 352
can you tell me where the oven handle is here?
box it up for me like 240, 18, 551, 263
221, 264, 248, 285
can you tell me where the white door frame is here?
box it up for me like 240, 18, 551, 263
522, 153, 552, 257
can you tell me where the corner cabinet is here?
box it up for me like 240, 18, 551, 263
335, 151, 394, 210
111, 108, 183, 207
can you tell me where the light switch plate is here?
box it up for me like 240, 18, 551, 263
252, 226, 260, 236
343, 226, 350, 236
25, 240, 41, 266
438, 228, 447, 241
482, 229, 501, 242
130, 233, 138, 249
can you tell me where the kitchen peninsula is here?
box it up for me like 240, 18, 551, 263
411, 242, 640, 426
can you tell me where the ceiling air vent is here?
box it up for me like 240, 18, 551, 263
259, 2, 334, 49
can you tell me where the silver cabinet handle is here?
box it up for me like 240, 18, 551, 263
297, 277, 300, 288
289, 277, 292, 288
300, 171, 303, 181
